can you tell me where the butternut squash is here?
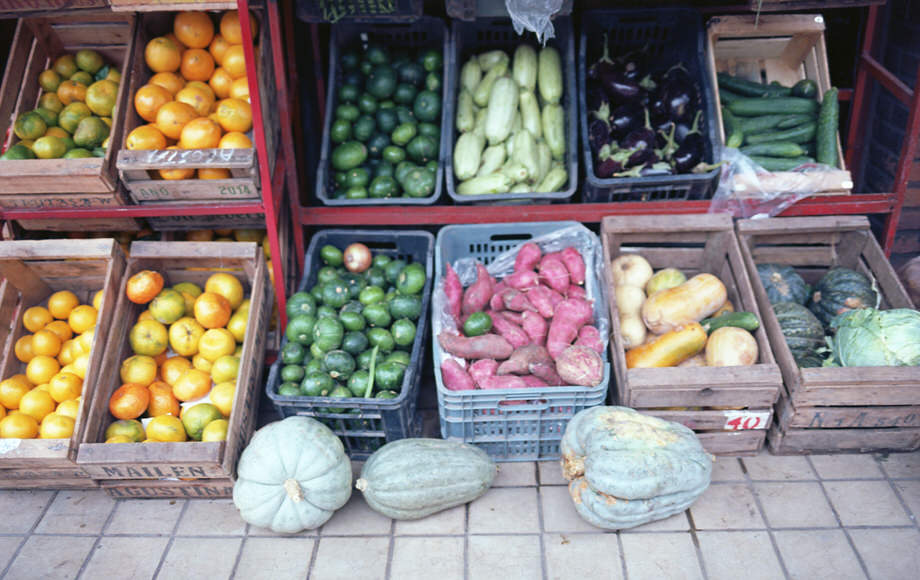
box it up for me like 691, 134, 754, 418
625, 323, 707, 369
641, 274, 727, 334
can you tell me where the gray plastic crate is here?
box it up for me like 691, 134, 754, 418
315, 17, 449, 205
444, 17, 578, 204
296, 0, 423, 23
432, 221, 610, 461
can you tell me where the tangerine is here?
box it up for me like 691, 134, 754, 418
23, 306, 54, 333
126, 124, 167, 151
55, 398, 80, 420
0, 412, 39, 439
145, 37, 182, 73
0, 375, 32, 409
120, 354, 158, 386
109, 383, 150, 420
149, 71, 185, 96
148, 381, 181, 417
47, 290, 80, 319
44, 320, 73, 342
39, 413, 75, 439
126, 270, 165, 304
172, 368, 211, 402
209, 381, 235, 416
209, 34, 230, 66
68, 304, 98, 333
146, 414, 187, 442
31, 329, 62, 357
161, 356, 192, 386
208, 67, 234, 99
155, 101, 197, 140
205, 272, 245, 309
198, 168, 230, 179
48, 371, 83, 403
158, 146, 196, 180
220, 10, 258, 45
56, 80, 87, 105
221, 45, 247, 79
14, 335, 35, 364
218, 131, 252, 149
175, 84, 214, 117
26, 356, 60, 386
179, 117, 222, 149
18, 388, 56, 422
197, 328, 236, 362
213, 98, 252, 133
194, 292, 231, 329
173, 11, 215, 49
229, 76, 250, 102
180, 48, 215, 82
134, 83, 173, 123
105, 418, 145, 442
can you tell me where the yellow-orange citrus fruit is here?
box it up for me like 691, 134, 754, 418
173, 11, 215, 49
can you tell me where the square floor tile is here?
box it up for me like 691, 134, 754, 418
774, 530, 866, 580
233, 537, 315, 580
742, 454, 815, 481
849, 527, 920, 580
620, 511, 689, 532
711, 457, 746, 481
493, 462, 536, 487
469, 535, 541, 580
697, 531, 784, 580
81, 536, 169, 580
4, 535, 96, 580
893, 480, 920, 519
809, 454, 885, 480
620, 532, 703, 580
320, 494, 392, 536
176, 499, 246, 536
394, 505, 465, 536
0, 536, 24, 572
158, 537, 242, 580
543, 533, 622, 580
541, 485, 598, 532
877, 451, 920, 478
0, 490, 55, 533
468, 487, 539, 534
823, 481, 913, 526
34, 490, 115, 534
538, 460, 568, 485
690, 483, 765, 530
390, 536, 464, 580
311, 537, 390, 580
754, 482, 838, 528
106, 499, 185, 535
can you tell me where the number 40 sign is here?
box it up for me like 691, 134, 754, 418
723, 410, 771, 431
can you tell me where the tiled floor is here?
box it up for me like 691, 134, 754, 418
1, 450, 919, 580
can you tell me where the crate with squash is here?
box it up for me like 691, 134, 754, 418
601, 214, 783, 455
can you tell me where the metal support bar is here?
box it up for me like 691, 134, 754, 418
884, 63, 920, 255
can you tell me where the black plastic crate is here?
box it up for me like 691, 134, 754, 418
265, 229, 434, 458
578, 8, 721, 203
444, 17, 578, 204
296, 0, 423, 23
445, 0, 573, 21
315, 17, 449, 206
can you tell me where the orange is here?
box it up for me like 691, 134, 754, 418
137, 310, 154, 323
227, 310, 247, 342
23, 306, 54, 333
48, 371, 83, 403
18, 388, 56, 422
180, 48, 215, 82
126, 124, 167, 151
154, 351, 169, 368
48, 290, 80, 320
206, 273, 245, 309
14, 335, 35, 364
126, 270, 165, 304
179, 117, 222, 150
145, 37, 182, 73
105, 435, 133, 443
158, 146, 196, 180
209, 381, 235, 416
155, 101, 197, 140
221, 45, 247, 80
39, 413, 74, 439
197, 328, 236, 362
218, 131, 252, 149
172, 368, 211, 401
57, 80, 87, 105
105, 419, 145, 442
208, 67, 233, 99
56, 398, 80, 420
0, 406, 5, 420
146, 414, 187, 442
31, 329, 62, 357
210, 355, 239, 384
185, 80, 215, 101
0, 375, 32, 409
192, 353, 213, 373
128, 319, 169, 356
147, 381, 181, 417
198, 168, 230, 179
44, 320, 73, 342
169, 316, 205, 357
120, 354, 158, 387
220, 10, 258, 45
194, 292, 231, 329
174, 11, 215, 49
149, 71, 186, 96
213, 98, 252, 133
180, 402, 222, 440
209, 34, 230, 66
175, 84, 214, 117
58, 340, 76, 365
161, 356, 192, 386
201, 418, 228, 441
0, 412, 39, 439
93, 289, 104, 311
75, 329, 95, 353
109, 383, 150, 420
229, 76, 250, 102
164, 32, 187, 52
68, 304, 97, 333
149, 288, 186, 324
134, 83, 172, 123
70, 353, 90, 380
26, 356, 60, 386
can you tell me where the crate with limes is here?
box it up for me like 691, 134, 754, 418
117, 9, 276, 207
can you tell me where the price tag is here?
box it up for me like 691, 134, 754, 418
723, 410, 771, 431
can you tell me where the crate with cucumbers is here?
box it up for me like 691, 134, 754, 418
446, 18, 577, 203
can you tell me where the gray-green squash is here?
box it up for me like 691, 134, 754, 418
561, 406, 712, 530
355, 438, 496, 520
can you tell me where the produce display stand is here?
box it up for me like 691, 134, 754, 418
601, 214, 783, 456
0, 239, 126, 489
736, 216, 920, 454
76, 242, 270, 498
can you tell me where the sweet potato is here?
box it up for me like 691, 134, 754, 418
575, 325, 604, 354
489, 311, 530, 348
546, 298, 594, 359
522, 310, 547, 346
489, 281, 508, 311
497, 345, 551, 375
560, 247, 586, 285
500, 288, 537, 312
514, 242, 542, 273
479, 375, 528, 390
500, 310, 524, 325
555, 345, 604, 387
462, 263, 494, 315
529, 359, 564, 386
444, 263, 463, 324
566, 284, 586, 300
539, 255, 570, 293
441, 359, 475, 391
526, 284, 561, 318
504, 270, 539, 290
469, 358, 499, 387
437, 331, 514, 360
521, 375, 548, 388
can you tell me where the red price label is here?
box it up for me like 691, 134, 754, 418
723, 411, 770, 431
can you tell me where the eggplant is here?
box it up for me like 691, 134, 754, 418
588, 33, 618, 81
672, 111, 704, 173
585, 81, 608, 114
619, 49, 648, 82
610, 102, 643, 139
589, 119, 611, 154
601, 69, 641, 102
621, 109, 654, 152
627, 147, 655, 168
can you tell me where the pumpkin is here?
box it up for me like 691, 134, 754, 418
561, 406, 712, 530
756, 263, 808, 305
773, 302, 825, 361
355, 438, 496, 520
808, 267, 878, 327
233, 416, 352, 534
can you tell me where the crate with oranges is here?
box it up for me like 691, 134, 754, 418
76, 241, 270, 492
0, 239, 126, 489
116, 9, 272, 206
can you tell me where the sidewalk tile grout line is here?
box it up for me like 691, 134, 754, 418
0, 490, 58, 579
534, 463, 548, 580
740, 457, 792, 580
151, 498, 190, 580
383, 517, 395, 579
73, 492, 120, 580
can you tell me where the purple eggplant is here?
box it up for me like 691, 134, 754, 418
610, 102, 643, 139
672, 111, 704, 174
619, 49, 648, 82
627, 147, 655, 168
588, 33, 618, 81
602, 69, 641, 102
585, 81, 608, 114
621, 109, 654, 152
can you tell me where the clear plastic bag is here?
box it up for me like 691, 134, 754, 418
504, 0, 565, 43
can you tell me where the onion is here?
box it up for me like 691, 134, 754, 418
344, 243, 372, 273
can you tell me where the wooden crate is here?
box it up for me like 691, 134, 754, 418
0, 467, 98, 490
145, 211, 268, 231
0, 12, 136, 200
108, 1, 236, 12
76, 241, 270, 488
0, 1, 108, 16
100, 477, 233, 498
116, 10, 277, 205
736, 216, 920, 455
0, 239, 126, 484
601, 214, 784, 456
706, 14, 852, 194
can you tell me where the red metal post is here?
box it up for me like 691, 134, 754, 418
883, 63, 920, 255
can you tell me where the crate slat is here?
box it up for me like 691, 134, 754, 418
100, 477, 233, 498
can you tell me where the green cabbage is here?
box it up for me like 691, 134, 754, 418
830, 308, 920, 366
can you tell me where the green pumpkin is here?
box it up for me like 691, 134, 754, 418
773, 302, 825, 361
756, 263, 808, 305
561, 406, 711, 530
808, 267, 878, 327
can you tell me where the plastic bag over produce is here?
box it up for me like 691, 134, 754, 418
505, 0, 565, 43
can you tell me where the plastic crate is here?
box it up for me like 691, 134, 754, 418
432, 222, 610, 461
315, 17, 449, 206
265, 230, 433, 459
444, 17, 578, 204
296, 0, 423, 23
578, 8, 721, 202
445, 0, 573, 21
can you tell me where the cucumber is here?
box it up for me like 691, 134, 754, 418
512, 130, 539, 180
541, 103, 565, 160
748, 155, 816, 171
473, 60, 509, 108
744, 122, 816, 145
792, 79, 819, 99
460, 59, 482, 95
719, 88, 743, 103
717, 73, 792, 98
701, 312, 760, 334
478, 50, 509, 72
721, 107, 744, 148
739, 114, 813, 134
484, 77, 518, 145
776, 114, 815, 129
727, 97, 819, 116
816, 87, 839, 167
537, 46, 563, 105
457, 173, 512, 195
740, 142, 806, 158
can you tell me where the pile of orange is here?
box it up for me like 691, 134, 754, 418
104, 269, 250, 444
0, 290, 103, 439
125, 10, 258, 181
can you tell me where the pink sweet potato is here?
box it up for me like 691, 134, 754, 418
500, 310, 524, 325
438, 332, 514, 360
496, 345, 551, 375
538, 255, 570, 293
441, 359, 475, 391
555, 345, 604, 387
479, 375, 528, 390
489, 311, 530, 348
546, 298, 595, 359
529, 359, 564, 386
526, 285, 557, 318
488, 281, 508, 312
521, 375, 548, 388
500, 288, 537, 312
522, 310, 547, 346
575, 325, 604, 354
462, 263, 493, 315
566, 284, 586, 300
514, 242, 542, 273
444, 263, 463, 324
469, 358, 499, 387
560, 247, 586, 285
504, 270, 539, 290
